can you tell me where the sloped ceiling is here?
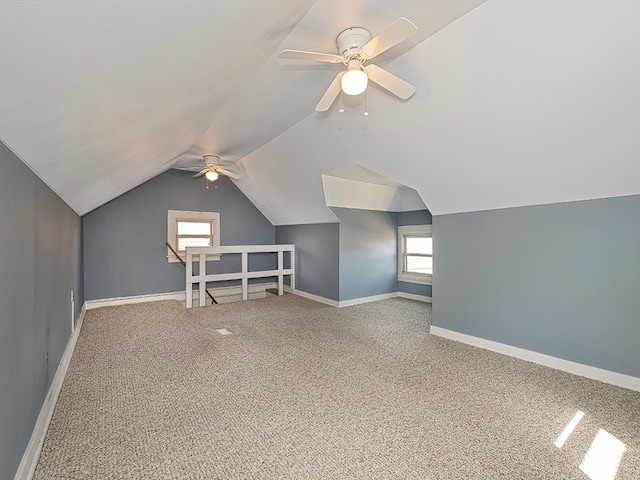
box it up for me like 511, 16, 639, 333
2, 0, 640, 224
0, 0, 316, 214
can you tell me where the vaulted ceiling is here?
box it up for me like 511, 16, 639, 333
2, 0, 640, 225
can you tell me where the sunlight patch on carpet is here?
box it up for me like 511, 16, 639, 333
555, 410, 585, 448
580, 429, 626, 480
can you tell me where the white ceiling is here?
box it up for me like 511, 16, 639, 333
0, 0, 316, 214
2, 0, 640, 225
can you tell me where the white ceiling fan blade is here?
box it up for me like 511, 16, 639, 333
279, 49, 344, 64
214, 167, 241, 180
174, 165, 204, 172
193, 168, 208, 178
217, 158, 236, 166
360, 18, 418, 59
181, 152, 204, 162
366, 65, 416, 100
170, 152, 203, 167
315, 72, 344, 112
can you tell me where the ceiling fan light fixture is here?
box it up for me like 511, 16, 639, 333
281, 18, 418, 112
205, 170, 219, 182
341, 60, 368, 96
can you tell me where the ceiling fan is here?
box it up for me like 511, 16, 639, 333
280, 18, 418, 112
174, 155, 240, 182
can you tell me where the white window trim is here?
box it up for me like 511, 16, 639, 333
398, 224, 432, 285
167, 210, 220, 263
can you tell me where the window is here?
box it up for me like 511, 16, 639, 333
398, 225, 432, 285
167, 210, 220, 263
176, 219, 213, 251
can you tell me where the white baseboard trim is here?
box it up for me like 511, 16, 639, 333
430, 326, 640, 393
86, 291, 184, 309
397, 292, 432, 303
338, 292, 398, 307
284, 288, 432, 308
85, 282, 278, 310
284, 286, 340, 307
14, 305, 87, 480
88, 285, 432, 311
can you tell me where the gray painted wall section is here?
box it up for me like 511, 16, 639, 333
433, 196, 640, 377
398, 209, 433, 298
398, 209, 433, 226
398, 281, 432, 298
0, 141, 83, 479
332, 208, 398, 302
275, 208, 433, 303
275, 223, 340, 301
83, 170, 276, 301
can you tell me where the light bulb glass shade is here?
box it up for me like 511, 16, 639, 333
205, 170, 219, 182
341, 68, 368, 95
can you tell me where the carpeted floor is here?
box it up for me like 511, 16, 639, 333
34, 295, 640, 479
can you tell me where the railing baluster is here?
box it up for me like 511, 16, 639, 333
241, 252, 248, 301
184, 245, 295, 308
186, 251, 193, 308
278, 250, 284, 295
291, 246, 296, 290
199, 253, 206, 307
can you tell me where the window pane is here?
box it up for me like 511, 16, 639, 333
406, 255, 432, 274
177, 221, 211, 235
178, 236, 212, 251
406, 236, 432, 254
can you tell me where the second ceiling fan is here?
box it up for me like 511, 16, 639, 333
175, 154, 240, 182
280, 17, 418, 112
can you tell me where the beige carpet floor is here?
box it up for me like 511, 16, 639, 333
34, 295, 640, 479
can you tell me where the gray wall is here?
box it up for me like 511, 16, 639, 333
0, 141, 83, 479
83, 169, 275, 300
274, 208, 433, 303
275, 223, 340, 301
332, 208, 398, 302
433, 196, 640, 377
398, 209, 432, 226
398, 209, 433, 298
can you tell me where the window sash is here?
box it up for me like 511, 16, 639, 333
176, 219, 212, 235
177, 236, 213, 252
403, 253, 433, 275
404, 235, 432, 255
176, 219, 214, 252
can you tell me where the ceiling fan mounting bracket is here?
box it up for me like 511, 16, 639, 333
336, 27, 371, 57
203, 154, 220, 165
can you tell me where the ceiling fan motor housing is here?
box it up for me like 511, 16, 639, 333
203, 154, 220, 166
336, 27, 371, 57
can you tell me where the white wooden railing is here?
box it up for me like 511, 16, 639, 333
185, 244, 295, 308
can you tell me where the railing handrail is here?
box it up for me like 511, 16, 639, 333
186, 244, 295, 254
